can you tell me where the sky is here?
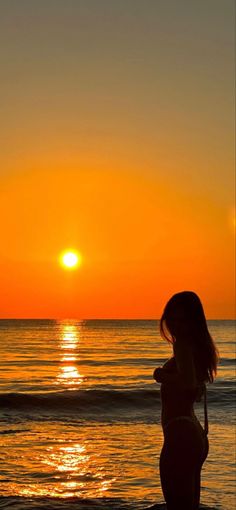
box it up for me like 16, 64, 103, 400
0, 0, 235, 319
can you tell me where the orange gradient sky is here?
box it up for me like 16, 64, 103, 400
0, 1, 235, 318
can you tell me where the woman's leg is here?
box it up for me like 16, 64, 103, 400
193, 434, 209, 510
159, 420, 206, 510
160, 441, 196, 509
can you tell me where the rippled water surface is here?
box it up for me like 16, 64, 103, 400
0, 319, 235, 509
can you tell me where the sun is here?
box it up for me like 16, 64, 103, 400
60, 250, 81, 270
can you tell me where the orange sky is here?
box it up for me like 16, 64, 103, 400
0, 1, 235, 318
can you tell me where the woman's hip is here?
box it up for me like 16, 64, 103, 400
161, 416, 209, 468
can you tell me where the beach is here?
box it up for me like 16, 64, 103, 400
0, 319, 234, 509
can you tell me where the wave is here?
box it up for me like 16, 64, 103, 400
0, 428, 30, 435
217, 357, 236, 366
0, 388, 160, 413
0, 385, 234, 415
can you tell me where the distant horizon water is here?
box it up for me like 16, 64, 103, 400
0, 317, 235, 320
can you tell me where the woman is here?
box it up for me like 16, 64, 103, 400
153, 291, 218, 510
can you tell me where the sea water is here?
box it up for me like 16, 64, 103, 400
0, 319, 235, 509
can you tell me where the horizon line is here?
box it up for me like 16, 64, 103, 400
0, 317, 235, 321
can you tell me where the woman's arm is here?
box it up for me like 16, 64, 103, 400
174, 339, 197, 389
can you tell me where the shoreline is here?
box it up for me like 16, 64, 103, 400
0, 497, 223, 510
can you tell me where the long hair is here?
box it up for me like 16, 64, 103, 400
160, 291, 219, 383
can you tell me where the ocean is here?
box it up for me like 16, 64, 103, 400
0, 319, 235, 510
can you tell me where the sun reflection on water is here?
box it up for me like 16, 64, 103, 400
55, 323, 85, 390
17, 322, 117, 499
13, 320, 116, 499
17, 437, 116, 498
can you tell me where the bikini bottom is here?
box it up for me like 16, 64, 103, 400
163, 415, 207, 436
161, 415, 209, 471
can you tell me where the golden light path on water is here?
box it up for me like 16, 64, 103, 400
18, 434, 115, 498
16, 323, 116, 498
55, 323, 84, 389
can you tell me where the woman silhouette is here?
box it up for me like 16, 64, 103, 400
153, 291, 218, 510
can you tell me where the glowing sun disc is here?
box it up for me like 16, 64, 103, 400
60, 250, 81, 270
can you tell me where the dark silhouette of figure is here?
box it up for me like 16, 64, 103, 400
153, 291, 218, 510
